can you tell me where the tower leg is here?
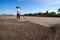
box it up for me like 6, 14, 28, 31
17, 14, 20, 20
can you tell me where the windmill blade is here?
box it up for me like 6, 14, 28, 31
17, 0, 23, 2
17, 0, 20, 6
17, 0, 25, 2
17, 0, 20, 2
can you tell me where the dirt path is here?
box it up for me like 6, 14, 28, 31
0, 16, 60, 27
25, 16, 60, 27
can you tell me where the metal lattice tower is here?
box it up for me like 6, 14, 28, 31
16, 0, 25, 20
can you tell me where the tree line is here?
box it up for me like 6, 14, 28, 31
24, 11, 60, 17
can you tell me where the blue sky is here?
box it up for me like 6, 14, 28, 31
0, 0, 60, 15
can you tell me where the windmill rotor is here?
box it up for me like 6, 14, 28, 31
16, 0, 25, 20
16, 6, 20, 9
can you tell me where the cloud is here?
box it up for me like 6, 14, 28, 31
33, 0, 60, 5
17, 0, 25, 2
52, 0, 60, 5
17, 0, 60, 6
46, 0, 60, 5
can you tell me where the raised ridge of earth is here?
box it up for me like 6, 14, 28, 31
0, 19, 60, 40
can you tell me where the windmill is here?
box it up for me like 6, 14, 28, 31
16, 6, 20, 19
16, 0, 25, 20
16, 0, 21, 20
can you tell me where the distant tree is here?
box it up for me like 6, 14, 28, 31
50, 12, 56, 16
41, 13, 47, 16
57, 8, 60, 14
34, 13, 38, 16
37, 12, 42, 15
24, 14, 29, 16
56, 14, 60, 17
43, 13, 46, 15
29, 13, 34, 16
46, 10, 48, 14
29, 13, 32, 16
47, 12, 56, 17
58, 8, 60, 12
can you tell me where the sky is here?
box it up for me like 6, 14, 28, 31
0, 0, 60, 15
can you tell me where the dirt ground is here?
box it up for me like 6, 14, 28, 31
0, 16, 60, 40
0, 19, 48, 40
0, 16, 60, 27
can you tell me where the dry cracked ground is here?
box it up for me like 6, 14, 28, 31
0, 17, 60, 40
